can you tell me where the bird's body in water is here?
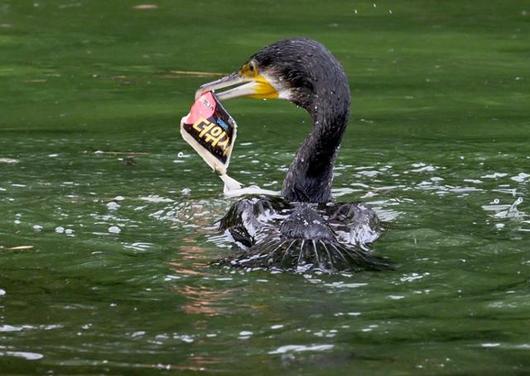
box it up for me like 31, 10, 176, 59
196, 38, 390, 272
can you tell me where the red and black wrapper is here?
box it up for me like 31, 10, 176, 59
180, 92, 237, 175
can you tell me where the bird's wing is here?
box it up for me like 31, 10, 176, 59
218, 195, 292, 248
323, 202, 382, 247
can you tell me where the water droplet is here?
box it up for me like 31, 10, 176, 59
108, 226, 121, 234
106, 201, 120, 211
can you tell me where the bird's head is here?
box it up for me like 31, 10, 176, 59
195, 38, 350, 114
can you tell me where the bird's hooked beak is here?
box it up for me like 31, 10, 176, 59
195, 62, 279, 101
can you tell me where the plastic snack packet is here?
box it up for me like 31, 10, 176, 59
180, 91, 242, 192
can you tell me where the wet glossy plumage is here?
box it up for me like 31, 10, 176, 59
216, 38, 391, 272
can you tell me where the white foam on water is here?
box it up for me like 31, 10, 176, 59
106, 201, 120, 211
400, 272, 430, 282
0, 325, 20, 332
331, 187, 357, 197
481, 343, 500, 348
123, 242, 151, 251
313, 330, 337, 338
140, 195, 174, 203
373, 185, 406, 191
373, 207, 400, 222
350, 182, 370, 188
411, 165, 437, 173
354, 165, 376, 171
511, 173, 530, 183
108, 226, 121, 234
481, 172, 508, 179
488, 197, 525, 219
268, 344, 334, 354
492, 189, 518, 197
0, 351, 44, 360
175, 334, 194, 343
0, 324, 62, 332
223, 185, 279, 198
324, 282, 367, 289
357, 170, 380, 177
238, 331, 253, 339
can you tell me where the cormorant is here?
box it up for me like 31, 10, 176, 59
195, 38, 390, 272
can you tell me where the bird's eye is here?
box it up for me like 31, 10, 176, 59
248, 61, 258, 75
241, 61, 258, 77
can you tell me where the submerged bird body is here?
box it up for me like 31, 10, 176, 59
218, 196, 387, 271
196, 38, 390, 272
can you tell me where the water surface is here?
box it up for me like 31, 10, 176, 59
1, 0, 529, 374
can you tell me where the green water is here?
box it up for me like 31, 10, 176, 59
1, 0, 529, 374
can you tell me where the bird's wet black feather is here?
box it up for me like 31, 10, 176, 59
216, 38, 391, 272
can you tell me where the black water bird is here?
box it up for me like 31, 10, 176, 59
196, 38, 390, 272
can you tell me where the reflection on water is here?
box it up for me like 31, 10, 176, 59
168, 238, 233, 317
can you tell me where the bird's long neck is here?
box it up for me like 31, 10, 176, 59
282, 83, 350, 203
